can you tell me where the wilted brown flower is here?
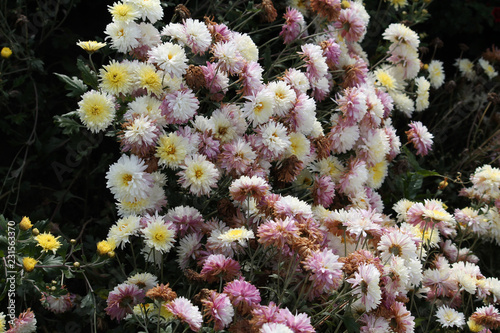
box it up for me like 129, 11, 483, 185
257, 0, 278, 23
146, 283, 177, 302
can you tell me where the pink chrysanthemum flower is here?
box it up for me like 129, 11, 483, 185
342, 57, 368, 88
359, 313, 390, 333
7, 308, 37, 333
211, 40, 245, 75
257, 216, 300, 249
283, 92, 317, 135
299, 44, 328, 80
105, 283, 145, 322
166, 297, 203, 332
274, 195, 313, 222
177, 232, 203, 269
198, 131, 221, 160
389, 301, 415, 333
238, 61, 264, 96
384, 124, 401, 160
470, 305, 500, 331
276, 308, 316, 333
280, 7, 307, 44
343, 208, 384, 240
321, 38, 341, 69
338, 158, 369, 197
166, 205, 204, 237
40, 292, 76, 314
160, 88, 199, 124
422, 267, 456, 300
311, 175, 336, 207
229, 175, 270, 203
202, 291, 234, 330
303, 248, 344, 297
251, 302, 281, 328
334, 7, 366, 42
200, 61, 229, 102
336, 86, 367, 125
224, 277, 262, 314
406, 121, 434, 156
282, 68, 310, 95
219, 138, 257, 176
177, 154, 220, 196
253, 120, 291, 159
346, 263, 382, 311
200, 254, 241, 283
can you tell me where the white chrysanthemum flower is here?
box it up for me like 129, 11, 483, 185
155, 132, 193, 169
391, 91, 415, 117
286, 132, 311, 162
268, 81, 296, 116
309, 156, 345, 182
106, 154, 153, 202
126, 96, 164, 126
347, 263, 382, 311
183, 18, 212, 54
478, 58, 498, 79
209, 111, 237, 144
163, 89, 199, 123
427, 60, 445, 89
260, 323, 294, 333
104, 20, 141, 53
232, 32, 258, 62
471, 164, 500, 199
148, 42, 188, 78
142, 220, 176, 253
77, 90, 116, 133
162, 22, 185, 42
178, 154, 220, 196
360, 129, 390, 166
127, 272, 158, 292
176, 233, 203, 269
242, 88, 275, 126
211, 40, 245, 74
384, 256, 410, 294
122, 114, 158, 147
393, 199, 414, 222
378, 229, 418, 262
260, 120, 291, 156
414, 76, 430, 111
108, 1, 140, 23
108, 215, 141, 249
383, 23, 419, 50
310, 120, 324, 138
218, 227, 254, 247
283, 68, 310, 94
116, 183, 166, 217
435, 305, 465, 328
125, 0, 163, 23
455, 58, 476, 80
137, 22, 161, 48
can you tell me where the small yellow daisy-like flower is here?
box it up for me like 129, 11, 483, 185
35, 232, 62, 254
19, 216, 33, 231
1, 47, 13, 59
388, 0, 408, 10
76, 40, 106, 54
22, 257, 38, 272
96, 239, 116, 256
218, 227, 254, 245
0, 311, 6, 332
467, 318, 484, 332
77, 90, 116, 133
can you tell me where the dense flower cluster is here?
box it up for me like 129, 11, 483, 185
28, 0, 498, 332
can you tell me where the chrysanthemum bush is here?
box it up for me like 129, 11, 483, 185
3, 0, 500, 332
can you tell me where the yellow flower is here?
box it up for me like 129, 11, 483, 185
35, 232, 62, 254
96, 239, 115, 256
0, 311, 6, 332
76, 40, 106, 54
99, 60, 133, 95
19, 216, 33, 231
23, 257, 38, 272
1, 47, 12, 59
77, 90, 116, 133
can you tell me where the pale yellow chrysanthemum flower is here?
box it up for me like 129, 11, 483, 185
287, 132, 310, 162
108, 2, 140, 23
374, 67, 399, 92
478, 58, 498, 80
142, 220, 176, 254
77, 90, 116, 133
35, 232, 62, 254
218, 227, 254, 246
22, 257, 38, 272
135, 63, 163, 96
155, 133, 191, 169
367, 159, 389, 189
99, 60, 133, 95
388, 0, 408, 10
76, 40, 106, 54
0, 312, 6, 332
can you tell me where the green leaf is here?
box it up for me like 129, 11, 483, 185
342, 312, 360, 333
77, 58, 99, 89
54, 73, 88, 97
80, 293, 94, 308
54, 113, 83, 135
415, 169, 440, 177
